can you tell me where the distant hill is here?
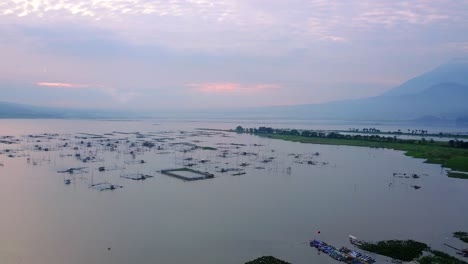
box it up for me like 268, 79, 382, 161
0, 101, 141, 119
240, 61, 468, 122
383, 61, 468, 96
255, 82, 468, 121
0, 102, 61, 118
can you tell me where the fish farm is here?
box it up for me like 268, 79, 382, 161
160, 168, 214, 181
0, 129, 332, 192
310, 239, 376, 264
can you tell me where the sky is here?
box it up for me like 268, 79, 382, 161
0, 0, 468, 110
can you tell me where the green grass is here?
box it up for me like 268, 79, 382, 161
454, 232, 468, 243
199, 146, 217, 150
260, 134, 468, 174
359, 240, 428, 261
449, 173, 468, 179
245, 256, 291, 264
445, 157, 468, 172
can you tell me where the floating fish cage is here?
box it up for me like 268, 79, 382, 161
120, 173, 154, 181
89, 183, 123, 191
160, 168, 214, 181
310, 239, 376, 264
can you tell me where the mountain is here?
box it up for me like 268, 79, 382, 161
0, 102, 61, 118
0, 101, 143, 119
242, 60, 468, 122
257, 82, 468, 121
1, 61, 467, 122
383, 61, 468, 96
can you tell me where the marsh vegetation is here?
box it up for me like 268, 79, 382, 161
235, 126, 468, 174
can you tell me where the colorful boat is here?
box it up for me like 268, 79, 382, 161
310, 239, 375, 264
349, 235, 363, 246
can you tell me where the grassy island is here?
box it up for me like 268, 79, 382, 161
267, 134, 468, 172
245, 256, 291, 264
359, 240, 428, 261
232, 126, 468, 174
454, 232, 468, 243
449, 173, 468, 179
359, 240, 467, 263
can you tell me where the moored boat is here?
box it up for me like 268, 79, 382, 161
310, 239, 375, 264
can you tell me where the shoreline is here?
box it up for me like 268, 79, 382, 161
262, 133, 468, 174
205, 127, 468, 174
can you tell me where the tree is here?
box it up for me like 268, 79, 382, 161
235, 126, 244, 133
449, 140, 455, 147
290, 129, 300, 136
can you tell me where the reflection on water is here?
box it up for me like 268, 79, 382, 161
0, 119, 467, 264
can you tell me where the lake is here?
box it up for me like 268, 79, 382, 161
0, 119, 467, 264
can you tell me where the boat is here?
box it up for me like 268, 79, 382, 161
58, 167, 86, 174
349, 235, 362, 246
310, 239, 375, 264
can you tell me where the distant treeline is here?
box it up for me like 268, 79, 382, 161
449, 140, 468, 149
235, 126, 468, 149
350, 128, 430, 135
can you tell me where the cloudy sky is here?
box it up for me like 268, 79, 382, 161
1, 0, 467, 110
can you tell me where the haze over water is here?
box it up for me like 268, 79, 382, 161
1, 0, 468, 262
1, 119, 467, 264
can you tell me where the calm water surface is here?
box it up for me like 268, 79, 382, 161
0, 119, 467, 264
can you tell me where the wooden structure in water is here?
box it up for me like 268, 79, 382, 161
160, 168, 214, 181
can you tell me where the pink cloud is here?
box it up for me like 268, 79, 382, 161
36, 82, 95, 88
190, 82, 240, 92
252, 84, 281, 90
188, 82, 280, 93
36, 82, 139, 104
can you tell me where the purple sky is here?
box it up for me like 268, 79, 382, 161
1, 0, 467, 110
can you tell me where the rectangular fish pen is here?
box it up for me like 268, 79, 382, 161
160, 168, 214, 181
